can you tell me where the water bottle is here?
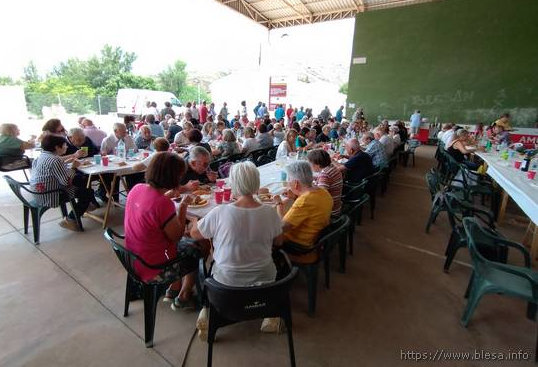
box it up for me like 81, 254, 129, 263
117, 139, 126, 159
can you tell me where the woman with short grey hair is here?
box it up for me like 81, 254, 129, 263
190, 160, 283, 334
191, 161, 282, 286
274, 160, 333, 264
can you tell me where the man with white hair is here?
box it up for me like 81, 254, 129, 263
362, 132, 387, 168
66, 127, 99, 157
100, 122, 137, 155
374, 126, 394, 157
179, 146, 217, 185
334, 138, 375, 183
274, 161, 332, 264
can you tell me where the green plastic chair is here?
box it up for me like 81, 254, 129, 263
443, 192, 505, 273
284, 215, 350, 316
342, 180, 369, 255
461, 218, 538, 336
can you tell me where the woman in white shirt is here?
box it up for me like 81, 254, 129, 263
174, 122, 193, 146
275, 129, 298, 159
191, 161, 282, 286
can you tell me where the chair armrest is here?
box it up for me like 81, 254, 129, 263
477, 229, 531, 267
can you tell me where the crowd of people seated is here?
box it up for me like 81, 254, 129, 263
3, 100, 416, 337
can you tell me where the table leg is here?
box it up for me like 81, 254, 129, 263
525, 222, 538, 262
102, 174, 118, 229
497, 190, 509, 224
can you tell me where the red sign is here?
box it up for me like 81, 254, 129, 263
269, 82, 287, 111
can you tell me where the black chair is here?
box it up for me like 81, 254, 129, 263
104, 228, 200, 347
209, 157, 228, 173
267, 146, 278, 161
243, 148, 267, 165
284, 215, 351, 316
443, 192, 506, 273
4, 175, 83, 244
203, 255, 298, 367
363, 172, 381, 219
342, 181, 369, 255
256, 154, 273, 166
0, 154, 32, 181
226, 152, 244, 163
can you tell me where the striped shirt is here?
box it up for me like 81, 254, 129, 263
315, 164, 343, 217
30, 151, 75, 207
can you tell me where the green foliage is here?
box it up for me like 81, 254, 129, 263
0, 76, 16, 85
23, 61, 40, 83
179, 84, 210, 105
20, 46, 206, 117
157, 60, 187, 97
25, 77, 95, 116
339, 82, 348, 95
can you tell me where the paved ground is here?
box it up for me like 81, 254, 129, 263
1, 146, 535, 367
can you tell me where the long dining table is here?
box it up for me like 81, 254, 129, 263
475, 151, 538, 260
182, 159, 292, 219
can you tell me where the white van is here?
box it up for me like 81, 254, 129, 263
116, 88, 181, 117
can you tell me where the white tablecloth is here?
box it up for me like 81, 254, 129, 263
184, 159, 292, 218
476, 152, 538, 224
77, 155, 143, 176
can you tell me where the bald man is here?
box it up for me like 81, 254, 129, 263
334, 138, 374, 183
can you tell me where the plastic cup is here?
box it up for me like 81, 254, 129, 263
128, 148, 135, 158
80, 146, 88, 155
514, 160, 522, 169
215, 189, 224, 204
143, 151, 150, 158
280, 170, 287, 182
93, 155, 102, 165
223, 186, 232, 201
216, 179, 226, 189
528, 171, 536, 180
102, 155, 109, 166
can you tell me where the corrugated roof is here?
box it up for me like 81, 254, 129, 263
215, 0, 440, 29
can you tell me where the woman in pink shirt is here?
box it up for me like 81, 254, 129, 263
125, 152, 205, 308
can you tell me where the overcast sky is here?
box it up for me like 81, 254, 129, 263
1, 0, 355, 79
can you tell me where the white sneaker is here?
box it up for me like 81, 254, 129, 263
260, 318, 281, 333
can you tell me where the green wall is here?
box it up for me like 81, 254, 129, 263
347, 0, 538, 126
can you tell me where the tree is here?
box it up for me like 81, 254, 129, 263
179, 84, 210, 105
0, 76, 16, 85
86, 44, 137, 92
339, 82, 348, 95
23, 61, 40, 83
157, 60, 187, 97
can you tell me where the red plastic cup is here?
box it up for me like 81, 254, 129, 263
528, 171, 536, 180
143, 151, 150, 158
223, 186, 232, 201
216, 179, 225, 189
215, 189, 224, 204
102, 155, 109, 166
514, 160, 522, 169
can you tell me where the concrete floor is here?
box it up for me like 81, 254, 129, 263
0, 146, 535, 367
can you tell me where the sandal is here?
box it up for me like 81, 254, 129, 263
171, 296, 194, 311
163, 288, 179, 303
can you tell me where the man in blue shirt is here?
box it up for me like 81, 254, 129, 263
257, 103, 267, 119
410, 110, 421, 135
362, 132, 387, 168
334, 139, 375, 183
274, 104, 285, 120
296, 106, 305, 121
335, 105, 344, 122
